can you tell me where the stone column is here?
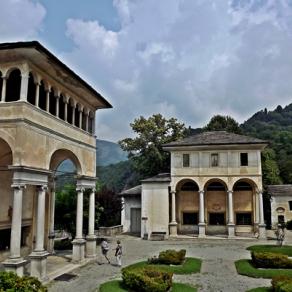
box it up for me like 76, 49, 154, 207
64, 96, 69, 122
72, 188, 86, 263
169, 190, 177, 236
47, 185, 56, 253
55, 95, 60, 118
72, 102, 76, 126
227, 190, 235, 237
92, 112, 96, 135
198, 190, 206, 237
1, 76, 7, 102
86, 188, 97, 258
258, 190, 266, 239
3, 184, 27, 276
20, 73, 29, 101
78, 106, 83, 129
45, 90, 50, 112
85, 111, 89, 132
29, 186, 49, 281
35, 83, 40, 107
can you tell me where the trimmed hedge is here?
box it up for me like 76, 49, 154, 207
148, 249, 186, 265
122, 267, 173, 292
0, 271, 47, 292
251, 251, 292, 269
272, 275, 292, 292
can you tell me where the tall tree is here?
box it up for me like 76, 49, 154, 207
119, 114, 187, 178
204, 115, 242, 134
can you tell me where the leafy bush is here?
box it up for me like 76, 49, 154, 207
251, 251, 292, 269
158, 249, 186, 265
122, 267, 172, 292
54, 238, 72, 250
286, 220, 292, 230
272, 275, 292, 292
0, 271, 47, 291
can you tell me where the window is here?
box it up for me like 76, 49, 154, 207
209, 213, 225, 225
236, 213, 252, 225
240, 153, 248, 166
183, 212, 198, 225
278, 215, 285, 224
183, 154, 190, 167
211, 153, 219, 167
289, 201, 292, 211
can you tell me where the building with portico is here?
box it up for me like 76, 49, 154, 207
0, 41, 111, 279
121, 131, 268, 239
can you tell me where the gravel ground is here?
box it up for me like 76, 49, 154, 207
47, 235, 272, 292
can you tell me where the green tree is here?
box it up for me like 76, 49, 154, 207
204, 115, 242, 134
119, 114, 187, 178
261, 148, 282, 186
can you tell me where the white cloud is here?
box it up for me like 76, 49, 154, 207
0, 0, 46, 42
63, 0, 292, 141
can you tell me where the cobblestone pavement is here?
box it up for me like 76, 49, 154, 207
47, 235, 272, 292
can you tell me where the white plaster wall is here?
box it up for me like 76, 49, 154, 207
122, 196, 141, 233
141, 182, 170, 239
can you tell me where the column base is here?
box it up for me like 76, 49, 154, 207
169, 222, 177, 237
29, 251, 50, 281
86, 235, 97, 258
258, 224, 266, 239
227, 223, 235, 238
198, 223, 206, 238
47, 233, 56, 254
3, 257, 27, 276
72, 238, 86, 263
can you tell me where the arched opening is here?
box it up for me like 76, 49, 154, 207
27, 72, 36, 105
233, 180, 255, 233
0, 71, 3, 99
204, 179, 227, 235
67, 100, 73, 124
0, 138, 13, 251
6, 69, 21, 102
49, 88, 56, 116
74, 106, 80, 127
39, 80, 46, 111
59, 94, 65, 120
175, 179, 199, 234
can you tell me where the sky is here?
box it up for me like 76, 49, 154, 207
1, 0, 292, 142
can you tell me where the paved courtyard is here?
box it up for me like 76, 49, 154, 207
46, 235, 278, 292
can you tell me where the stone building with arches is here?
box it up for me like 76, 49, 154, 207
121, 131, 268, 240
0, 41, 111, 279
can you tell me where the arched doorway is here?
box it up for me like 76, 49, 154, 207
0, 138, 13, 254
175, 180, 199, 235
205, 180, 227, 235
233, 180, 255, 235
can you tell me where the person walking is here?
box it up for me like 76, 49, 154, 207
100, 238, 110, 264
115, 240, 122, 267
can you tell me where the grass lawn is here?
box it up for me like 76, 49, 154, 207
235, 259, 292, 278
247, 245, 292, 256
246, 288, 272, 292
123, 257, 201, 274
99, 280, 197, 292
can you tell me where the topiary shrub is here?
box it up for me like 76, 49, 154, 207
251, 251, 292, 269
0, 271, 47, 291
158, 249, 186, 265
272, 275, 292, 292
122, 267, 172, 292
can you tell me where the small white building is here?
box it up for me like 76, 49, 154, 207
121, 131, 268, 239
268, 185, 292, 226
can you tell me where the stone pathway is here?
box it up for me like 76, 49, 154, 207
47, 236, 273, 292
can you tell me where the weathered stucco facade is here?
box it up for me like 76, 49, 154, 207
0, 41, 111, 279
122, 131, 268, 240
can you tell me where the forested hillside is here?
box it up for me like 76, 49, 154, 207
242, 104, 292, 184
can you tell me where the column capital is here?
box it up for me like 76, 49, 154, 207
11, 184, 26, 190
199, 189, 205, 194
227, 190, 233, 194
76, 187, 85, 192
90, 188, 96, 193
257, 190, 263, 195
78, 104, 84, 112
170, 190, 176, 194
37, 185, 48, 192
1, 75, 7, 80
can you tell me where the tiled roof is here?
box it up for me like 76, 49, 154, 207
120, 185, 141, 196
267, 185, 292, 196
141, 173, 171, 183
163, 131, 268, 147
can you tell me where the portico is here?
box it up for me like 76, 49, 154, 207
0, 41, 111, 279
